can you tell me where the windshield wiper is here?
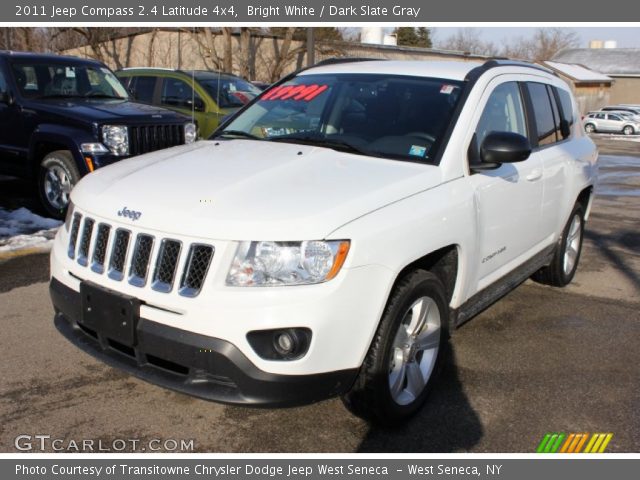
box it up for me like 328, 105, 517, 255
84, 93, 123, 99
211, 130, 262, 140
37, 94, 83, 99
268, 135, 371, 156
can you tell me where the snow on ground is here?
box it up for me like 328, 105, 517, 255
0, 207, 62, 255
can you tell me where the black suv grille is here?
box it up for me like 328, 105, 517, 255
68, 214, 213, 297
129, 124, 185, 156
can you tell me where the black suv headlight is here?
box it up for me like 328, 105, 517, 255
101, 125, 129, 156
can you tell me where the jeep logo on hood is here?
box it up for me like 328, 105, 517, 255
117, 207, 142, 221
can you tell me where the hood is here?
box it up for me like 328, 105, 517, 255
71, 140, 443, 240
25, 98, 189, 124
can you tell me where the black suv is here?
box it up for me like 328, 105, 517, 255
0, 51, 196, 218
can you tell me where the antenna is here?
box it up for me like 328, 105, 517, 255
191, 27, 196, 129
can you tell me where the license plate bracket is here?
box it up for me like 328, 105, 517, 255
80, 281, 140, 346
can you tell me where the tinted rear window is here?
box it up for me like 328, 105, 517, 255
527, 82, 558, 146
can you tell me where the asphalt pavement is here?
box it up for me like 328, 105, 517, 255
0, 137, 638, 453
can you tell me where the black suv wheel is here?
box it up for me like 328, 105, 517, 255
37, 150, 80, 219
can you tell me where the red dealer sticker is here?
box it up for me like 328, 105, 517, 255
262, 84, 329, 102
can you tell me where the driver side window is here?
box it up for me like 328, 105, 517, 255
475, 82, 528, 152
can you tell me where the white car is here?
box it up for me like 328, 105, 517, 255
50, 59, 597, 423
584, 111, 639, 135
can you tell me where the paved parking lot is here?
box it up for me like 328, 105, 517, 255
0, 137, 638, 453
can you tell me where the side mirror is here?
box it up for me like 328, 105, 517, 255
186, 97, 206, 112
480, 131, 531, 167
0, 91, 13, 105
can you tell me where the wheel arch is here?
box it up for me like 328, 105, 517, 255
28, 126, 93, 177
390, 244, 460, 316
576, 185, 594, 220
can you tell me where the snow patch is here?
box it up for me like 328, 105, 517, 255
0, 207, 62, 254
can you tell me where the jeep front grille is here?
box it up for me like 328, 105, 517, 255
128, 124, 185, 156
77, 218, 94, 266
129, 234, 154, 287
108, 229, 130, 281
68, 214, 213, 297
68, 213, 82, 259
179, 245, 214, 297
90, 224, 111, 273
152, 239, 182, 293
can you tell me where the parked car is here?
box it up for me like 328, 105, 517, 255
583, 111, 639, 135
116, 68, 262, 138
50, 59, 597, 424
601, 105, 640, 116
0, 51, 196, 218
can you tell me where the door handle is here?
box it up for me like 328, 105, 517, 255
526, 169, 542, 182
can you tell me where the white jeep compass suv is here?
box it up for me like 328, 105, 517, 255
50, 59, 597, 423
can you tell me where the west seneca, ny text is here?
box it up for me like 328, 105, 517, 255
15, 463, 503, 477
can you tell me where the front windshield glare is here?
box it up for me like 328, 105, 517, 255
221, 73, 463, 162
11, 62, 129, 100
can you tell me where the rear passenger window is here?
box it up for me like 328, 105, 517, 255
557, 88, 575, 127
547, 86, 563, 140
130, 76, 157, 104
527, 82, 558, 146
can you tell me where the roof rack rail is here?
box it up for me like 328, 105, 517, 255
466, 59, 557, 81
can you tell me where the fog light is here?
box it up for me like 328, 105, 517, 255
247, 328, 311, 361
274, 331, 296, 356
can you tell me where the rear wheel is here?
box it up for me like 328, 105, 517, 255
37, 150, 80, 219
533, 204, 585, 287
342, 270, 448, 424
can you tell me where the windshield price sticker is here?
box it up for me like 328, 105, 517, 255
262, 84, 329, 102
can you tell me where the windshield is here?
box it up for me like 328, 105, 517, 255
198, 75, 261, 108
219, 73, 463, 162
11, 61, 129, 100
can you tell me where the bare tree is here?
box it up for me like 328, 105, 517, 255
502, 28, 580, 61
435, 28, 498, 56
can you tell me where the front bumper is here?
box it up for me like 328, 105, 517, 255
50, 277, 357, 407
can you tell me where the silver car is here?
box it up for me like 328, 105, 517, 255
583, 111, 639, 135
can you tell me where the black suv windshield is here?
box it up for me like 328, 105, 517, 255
11, 61, 129, 100
219, 73, 463, 162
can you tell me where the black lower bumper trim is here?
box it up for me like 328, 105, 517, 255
50, 277, 357, 407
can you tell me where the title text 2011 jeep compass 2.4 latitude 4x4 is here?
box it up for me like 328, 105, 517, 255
50, 59, 597, 423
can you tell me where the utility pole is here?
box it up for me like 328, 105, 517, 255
306, 28, 315, 67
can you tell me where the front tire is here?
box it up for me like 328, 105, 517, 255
37, 150, 80, 219
623, 125, 634, 135
584, 123, 596, 134
342, 270, 448, 424
533, 204, 585, 287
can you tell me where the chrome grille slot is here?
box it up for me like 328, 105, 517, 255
91, 224, 111, 274
129, 234, 154, 287
152, 239, 182, 293
77, 218, 94, 266
108, 229, 131, 281
67, 213, 82, 259
179, 244, 214, 297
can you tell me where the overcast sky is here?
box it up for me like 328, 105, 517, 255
432, 27, 640, 48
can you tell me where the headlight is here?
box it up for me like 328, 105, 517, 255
226, 240, 350, 286
184, 123, 197, 144
101, 125, 129, 156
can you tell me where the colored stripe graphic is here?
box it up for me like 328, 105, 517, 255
537, 433, 613, 453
